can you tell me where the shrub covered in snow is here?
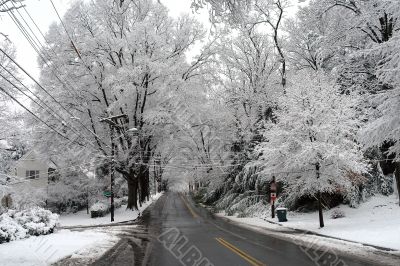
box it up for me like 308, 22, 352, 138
90, 202, 109, 213
0, 207, 59, 244
0, 213, 27, 244
90, 201, 109, 218
10, 208, 59, 236
89, 198, 124, 218
330, 209, 345, 219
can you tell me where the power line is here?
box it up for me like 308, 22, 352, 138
10, 1, 47, 52
49, 0, 98, 81
0, 63, 70, 123
0, 47, 112, 149
18, 1, 91, 99
0, 84, 74, 142
3, 2, 113, 150
0, 67, 100, 149
5, 2, 83, 101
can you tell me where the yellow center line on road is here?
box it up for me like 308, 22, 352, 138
180, 194, 199, 218
215, 237, 266, 266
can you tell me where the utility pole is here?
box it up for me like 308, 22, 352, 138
99, 114, 128, 223
110, 165, 115, 221
316, 162, 324, 228
110, 132, 115, 222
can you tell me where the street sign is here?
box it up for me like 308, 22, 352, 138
270, 192, 277, 201
103, 191, 112, 197
270, 176, 277, 219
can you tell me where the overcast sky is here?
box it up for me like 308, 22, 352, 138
0, 0, 304, 87
0, 0, 209, 82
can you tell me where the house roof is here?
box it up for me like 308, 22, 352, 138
16, 150, 57, 169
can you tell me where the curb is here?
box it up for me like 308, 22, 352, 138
57, 218, 140, 230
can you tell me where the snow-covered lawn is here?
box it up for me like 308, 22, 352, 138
0, 229, 119, 266
219, 194, 400, 250
60, 193, 162, 227
0, 193, 164, 265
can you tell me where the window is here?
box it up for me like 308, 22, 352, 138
25, 170, 40, 179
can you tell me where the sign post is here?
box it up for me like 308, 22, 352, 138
270, 176, 277, 219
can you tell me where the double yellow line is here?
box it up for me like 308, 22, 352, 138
180, 194, 199, 218
215, 238, 266, 266
179, 195, 265, 266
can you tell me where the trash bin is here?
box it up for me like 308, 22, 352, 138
276, 207, 288, 222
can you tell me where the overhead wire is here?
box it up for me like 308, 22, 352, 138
4, 2, 113, 149
0, 84, 75, 142
49, 0, 97, 81
0, 67, 102, 149
0, 47, 112, 149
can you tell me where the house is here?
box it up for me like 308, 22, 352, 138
12, 150, 57, 191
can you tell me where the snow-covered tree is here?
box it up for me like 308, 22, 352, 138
255, 71, 366, 226
361, 2, 400, 204
35, 0, 206, 209
285, 0, 400, 205
0, 37, 24, 195
192, 0, 289, 87
0, 1, 23, 14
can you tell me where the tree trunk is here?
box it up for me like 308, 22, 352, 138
138, 166, 150, 204
138, 176, 142, 207
127, 177, 138, 210
395, 162, 400, 206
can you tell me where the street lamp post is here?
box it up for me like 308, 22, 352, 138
99, 114, 137, 223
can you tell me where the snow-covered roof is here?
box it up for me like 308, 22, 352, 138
16, 150, 58, 169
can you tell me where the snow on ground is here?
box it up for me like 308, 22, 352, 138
60, 193, 163, 227
219, 194, 400, 250
0, 229, 119, 266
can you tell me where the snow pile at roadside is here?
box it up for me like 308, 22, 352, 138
0, 229, 118, 266
60, 192, 163, 227
220, 194, 400, 250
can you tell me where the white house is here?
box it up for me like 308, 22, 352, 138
12, 150, 57, 191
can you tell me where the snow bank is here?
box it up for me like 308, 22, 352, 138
60, 192, 163, 227
220, 194, 400, 250
0, 229, 118, 266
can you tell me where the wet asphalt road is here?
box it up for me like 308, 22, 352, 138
145, 193, 380, 266
90, 192, 393, 266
